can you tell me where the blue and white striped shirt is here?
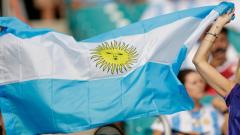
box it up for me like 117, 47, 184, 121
152, 105, 224, 135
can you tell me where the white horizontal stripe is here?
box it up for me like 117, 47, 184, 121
0, 14, 217, 85
185, 11, 219, 49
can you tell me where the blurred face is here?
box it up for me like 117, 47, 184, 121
210, 32, 229, 61
184, 72, 206, 100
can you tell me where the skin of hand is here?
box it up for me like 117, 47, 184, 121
215, 9, 235, 27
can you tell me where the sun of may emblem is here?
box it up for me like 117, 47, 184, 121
90, 41, 138, 74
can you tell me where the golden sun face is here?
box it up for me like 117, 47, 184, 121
90, 41, 138, 74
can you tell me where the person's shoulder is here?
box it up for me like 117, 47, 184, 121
202, 104, 219, 113
166, 111, 191, 122
201, 105, 224, 121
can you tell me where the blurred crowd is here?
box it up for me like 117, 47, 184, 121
0, 0, 240, 135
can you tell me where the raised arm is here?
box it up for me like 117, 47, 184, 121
193, 10, 235, 97
234, 59, 240, 83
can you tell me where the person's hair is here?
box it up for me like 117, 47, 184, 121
178, 69, 195, 85
221, 27, 228, 35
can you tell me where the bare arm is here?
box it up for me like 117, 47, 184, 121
193, 11, 235, 97
153, 130, 162, 135
222, 113, 229, 135
234, 59, 240, 83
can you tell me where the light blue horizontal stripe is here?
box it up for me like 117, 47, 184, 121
0, 17, 51, 38
0, 47, 193, 134
0, 2, 234, 40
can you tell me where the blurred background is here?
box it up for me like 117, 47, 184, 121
0, 0, 239, 135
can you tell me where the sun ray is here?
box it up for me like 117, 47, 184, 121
91, 55, 100, 59
124, 44, 129, 50
99, 61, 106, 68
96, 60, 104, 67
116, 65, 119, 74
93, 58, 101, 62
122, 65, 127, 71
111, 64, 115, 74
103, 64, 108, 71
119, 64, 123, 73
110, 41, 114, 49
107, 65, 111, 73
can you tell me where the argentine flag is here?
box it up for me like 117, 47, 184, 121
0, 2, 234, 134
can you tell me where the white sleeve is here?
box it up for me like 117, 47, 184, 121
217, 111, 224, 127
151, 117, 165, 132
151, 115, 173, 132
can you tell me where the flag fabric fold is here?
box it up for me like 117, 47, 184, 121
0, 2, 234, 134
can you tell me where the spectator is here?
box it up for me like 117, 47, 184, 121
33, 0, 64, 20
152, 69, 225, 135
